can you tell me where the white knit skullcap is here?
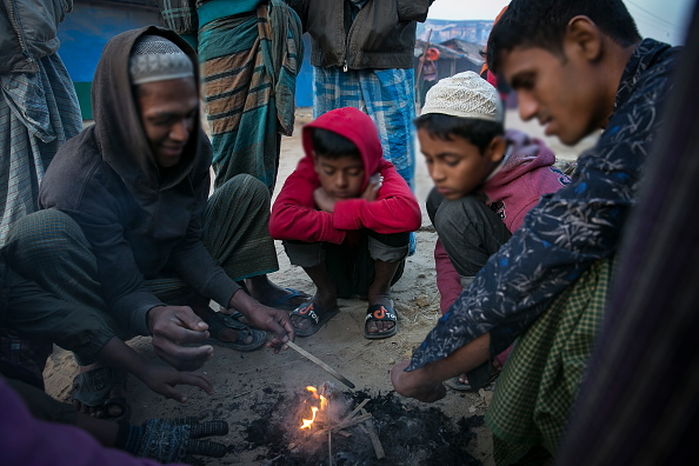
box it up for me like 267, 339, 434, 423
129, 35, 194, 85
421, 71, 503, 123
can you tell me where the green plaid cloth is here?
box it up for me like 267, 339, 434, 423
485, 257, 613, 465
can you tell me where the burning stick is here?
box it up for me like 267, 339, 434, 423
287, 341, 356, 389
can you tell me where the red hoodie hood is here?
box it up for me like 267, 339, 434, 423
302, 107, 384, 190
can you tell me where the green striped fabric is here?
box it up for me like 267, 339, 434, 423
198, 0, 301, 190
485, 257, 613, 465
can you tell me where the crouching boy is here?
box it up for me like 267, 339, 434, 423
417, 71, 569, 389
270, 107, 421, 339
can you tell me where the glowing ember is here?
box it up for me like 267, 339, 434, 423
299, 386, 328, 431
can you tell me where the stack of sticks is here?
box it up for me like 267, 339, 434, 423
291, 398, 386, 464
324, 398, 385, 465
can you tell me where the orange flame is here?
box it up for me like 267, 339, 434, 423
299, 386, 328, 431
300, 406, 319, 429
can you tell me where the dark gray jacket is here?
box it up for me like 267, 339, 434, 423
39, 27, 239, 335
287, 0, 432, 70
0, 0, 72, 74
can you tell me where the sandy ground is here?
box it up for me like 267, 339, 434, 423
43, 107, 596, 465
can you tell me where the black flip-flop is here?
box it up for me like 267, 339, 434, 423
290, 301, 340, 337
203, 310, 266, 352
364, 302, 398, 339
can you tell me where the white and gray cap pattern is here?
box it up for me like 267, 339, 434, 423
129, 35, 194, 85
420, 70, 504, 123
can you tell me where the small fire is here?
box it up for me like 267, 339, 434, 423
299, 386, 328, 430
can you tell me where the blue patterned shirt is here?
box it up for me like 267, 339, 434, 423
408, 39, 680, 371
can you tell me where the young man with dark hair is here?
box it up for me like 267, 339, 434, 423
270, 107, 421, 339
391, 0, 680, 461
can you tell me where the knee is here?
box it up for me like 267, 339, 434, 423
5, 209, 87, 266
283, 241, 324, 268
224, 174, 270, 200
213, 174, 271, 212
433, 195, 482, 234
368, 233, 409, 263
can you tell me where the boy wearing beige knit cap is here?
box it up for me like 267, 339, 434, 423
416, 71, 569, 390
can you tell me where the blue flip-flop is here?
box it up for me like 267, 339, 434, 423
263, 287, 312, 311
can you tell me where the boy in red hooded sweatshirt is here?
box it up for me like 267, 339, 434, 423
417, 71, 569, 390
270, 107, 421, 339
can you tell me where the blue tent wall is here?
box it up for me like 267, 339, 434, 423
57, 2, 161, 119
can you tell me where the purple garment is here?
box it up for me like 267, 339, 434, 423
0, 379, 186, 466
556, 5, 699, 464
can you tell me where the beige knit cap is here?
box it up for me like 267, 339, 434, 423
421, 71, 503, 123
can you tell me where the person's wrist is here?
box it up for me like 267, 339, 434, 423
130, 358, 153, 383
147, 305, 166, 333
404, 366, 436, 396
228, 289, 255, 316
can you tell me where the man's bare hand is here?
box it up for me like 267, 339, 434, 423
138, 363, 213, 402
390, 360, 446, 403
148, 305, 213, 371
228, 291, 295, 351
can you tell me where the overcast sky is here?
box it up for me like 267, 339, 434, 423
427, 0, 693, 44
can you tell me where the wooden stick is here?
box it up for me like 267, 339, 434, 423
333, 413, 372, 430
360, 409, 386, 459
328, 431, 333, 466
286, 341, 356, 389
310, 413, 373, 440
341, 399, 369, 423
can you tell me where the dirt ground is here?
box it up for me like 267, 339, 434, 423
43, 108, 595, 465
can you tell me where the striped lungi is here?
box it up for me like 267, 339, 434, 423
313, 67, 417, 189
0, 53, 82, 246
198, 0, 302, 190
3, 174, 279, 363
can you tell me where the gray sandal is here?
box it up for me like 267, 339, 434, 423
71, 366, 130, 421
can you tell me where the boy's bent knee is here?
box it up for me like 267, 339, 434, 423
434, 196, 485, 229
283, 241, 325, 268
368, 233, 409, 263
